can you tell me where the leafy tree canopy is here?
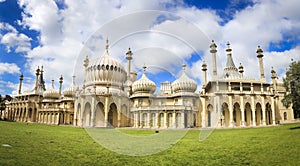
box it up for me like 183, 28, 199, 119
282, 60, 300, 119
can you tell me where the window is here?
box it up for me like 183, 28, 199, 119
283, 112, 287, 120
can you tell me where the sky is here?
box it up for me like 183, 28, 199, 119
0, 0, 300, 96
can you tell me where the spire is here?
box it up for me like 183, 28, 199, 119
223, 42, 239, 79
225, 42, 236, 68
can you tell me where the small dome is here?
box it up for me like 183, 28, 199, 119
63, 76, 77, 97
172, 64, 197, 93
43, 80, 60, 99
132, 66, 156, 94
85, 38, 127, 87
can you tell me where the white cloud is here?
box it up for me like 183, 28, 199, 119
0, 22, 32, 53
0, 62, 20, 75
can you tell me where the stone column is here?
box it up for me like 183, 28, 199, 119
117, 110, 121, 128
155, 112, 159, 128
240, 95, 245, 127
164, 112, 167, 128
181, 112, 185, 128
147, 112, 151, 128
104, 95, 109, 127
172, 112, 176, 128
90, 96, 96, 127
271, 96, 276, 125
261, 96, 266, 126
139, 112, 143, 128
201, 97, 206, 128
229, 95, 234, 127
57, 113, 60, 125
135, 112, 139, 128
251, 96, 256, 126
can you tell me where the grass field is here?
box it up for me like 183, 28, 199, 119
0, 121, 300, 165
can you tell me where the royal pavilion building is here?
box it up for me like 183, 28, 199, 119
2, 39, 294, 128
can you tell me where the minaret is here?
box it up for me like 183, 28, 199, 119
59, 75, 63, 96
257, 46, 266, 82
271, 67, 277, 92
83, 55, 89, 86
35, 66, 40, 90
18, 73, 23, 94
238, 63, 244, 78
126, 48, 133, 81
40, 66, 46, 90
202, 61, 207, 87
210, 40, 218, 80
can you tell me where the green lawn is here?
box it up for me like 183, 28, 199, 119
0, 121, 299, 165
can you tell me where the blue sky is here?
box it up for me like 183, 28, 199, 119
0, 0, 299, 96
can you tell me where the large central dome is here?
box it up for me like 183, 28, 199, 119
85, 39, 127, 87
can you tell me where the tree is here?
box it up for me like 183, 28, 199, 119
282, 60, 300, 119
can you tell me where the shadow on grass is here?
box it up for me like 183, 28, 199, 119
290, 126, 300, 130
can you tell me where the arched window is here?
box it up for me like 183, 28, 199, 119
283, 112, 287, 120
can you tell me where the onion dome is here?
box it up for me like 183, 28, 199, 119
85, 38, 127, 87
172, 64, 197, 93
132, 66, 156, 94
63, 76, 77, 97
43, 80, 60, 99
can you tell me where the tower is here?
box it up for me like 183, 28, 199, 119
83, 55, 89, 86
126, 48, 133, 96
59, 75, 63, 96
210, 40, 218, 80
202, 61, 207, 87
18, 73, 23, 94
35, 66, 40, 90
257, 46, 266, 82
126, 48, 133, 81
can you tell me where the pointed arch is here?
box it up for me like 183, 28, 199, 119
256, 103, 262, 125
233, 102, 241, 126
266, 103, 272, 125
108, 103, 118, 127
245, 102, 251, 126
206, 104, 214, 127
82, 102, 91, 127
221, 103, 229, 127
95, 102, 105, 127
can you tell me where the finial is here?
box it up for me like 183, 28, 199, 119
256, 45, 263, 54
72, 75, 76, 85
105, 37, 109, 53
59, 75, 63, 83
210, 40, 217, 49
20, 73, 24, 79
239, 63, 244, 73
142, 64, 147, 74
182, 63, 186, 71
51, 79, 54, 88
226, 41, 232, 52
126, 47, 133, 60
84, 55, 89, 67
41, 66, 44, 72
202, 61, 207, 71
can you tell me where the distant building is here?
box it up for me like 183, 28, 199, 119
2, 39, 294, 128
